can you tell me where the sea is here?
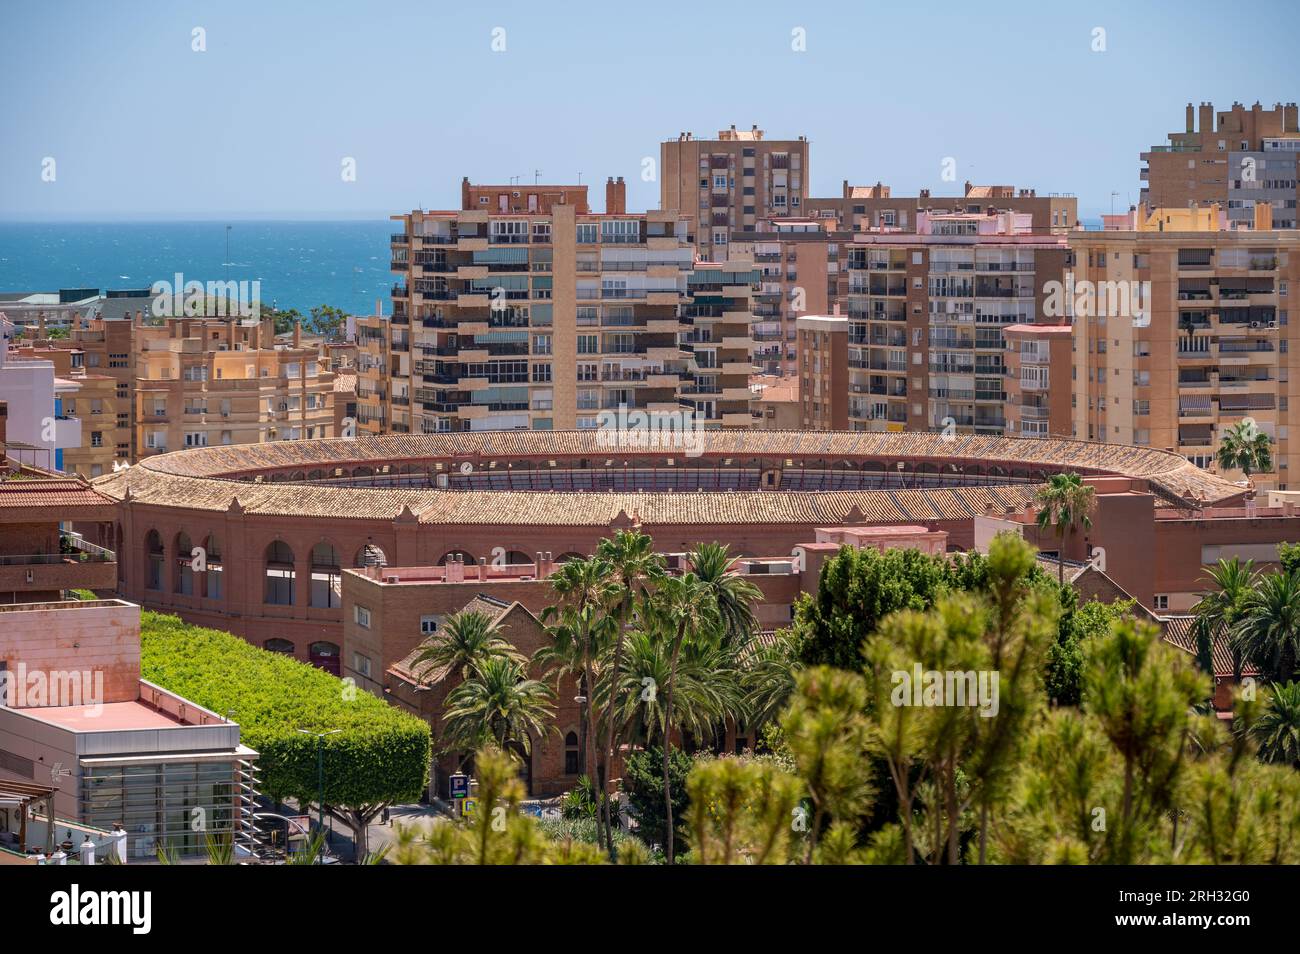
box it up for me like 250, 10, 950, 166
0, 220, 395, 316
0, 217, 1109, 318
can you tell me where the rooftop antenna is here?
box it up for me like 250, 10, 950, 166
1110, 191, 1119, 217
534, 169, 541, 184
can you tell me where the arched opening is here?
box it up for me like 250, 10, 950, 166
309, 640, 341, 676
203, 534, 223, 600
563, 731, 580, 775
437, 550, 475, 566
354, 543, 388, 569
499, 549, 532, 568
145, 530, 164, 591
264, 638, 295, 655
174, 532, 194, 596
309, 542, 342, 608
264, 540, 296, 605
556, 552, 585, 564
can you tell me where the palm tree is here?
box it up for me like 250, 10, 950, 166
1217, 419, 1272, 478
593, 529, 664, 856
1251, 681, 1300, 766
689, 542, 762, 650
1233, 570, 1300, 683
1192, 558, 1258, 681
598, 628, 742, 750
648, 571, 720, 862
441, 656, 555, 755
742, 630, 799, 731
1033, 472, 1097, 585
410, 610, 522, 684
541, 556, 616, 846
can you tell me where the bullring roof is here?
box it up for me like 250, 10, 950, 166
91, 431, 1242, 527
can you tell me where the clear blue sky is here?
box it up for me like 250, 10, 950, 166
1, 0, 1297, 221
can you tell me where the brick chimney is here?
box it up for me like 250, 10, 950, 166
605, 176, 626, 215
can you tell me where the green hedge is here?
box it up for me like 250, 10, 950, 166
140, 612, 430, 807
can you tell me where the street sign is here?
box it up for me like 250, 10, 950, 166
462, 798, 477, 819
449, 774, 469, 800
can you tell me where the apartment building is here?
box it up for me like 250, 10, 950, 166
730, 218, 845, 376
660, 126, 810, 261
374, 179, 759, 436
1070, 207, 1300, 489
46, 313, 337, 460
796, 313, 848, 429
806, 181, 1077, 235
1141, 102, 1300, 229
134, 318, 336, 456
1003, 324, 1073, 438
0, 316, 81, 472
10, 344, 117, 479
840, 211, 1070, 434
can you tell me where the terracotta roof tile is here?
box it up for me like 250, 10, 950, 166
90, 431, 1243, 526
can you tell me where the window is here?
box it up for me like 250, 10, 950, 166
352, 653, 372, 678
264, 540, 296, 605
355, 605, 372, 628
309, 543, 342, 608
564, 731, 580, 775
1153, 595, 1169, 611
420, 615, 439, 636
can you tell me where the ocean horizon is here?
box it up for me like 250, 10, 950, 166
0, 216, 1110, 319
0, 219, 395, 316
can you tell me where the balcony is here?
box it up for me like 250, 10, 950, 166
0, 543, 117, 593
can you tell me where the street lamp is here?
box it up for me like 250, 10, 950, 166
297, 728, 341, 860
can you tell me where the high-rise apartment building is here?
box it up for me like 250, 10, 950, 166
840, 211, 1069, 434
1141, 101, 1300, 229
660, 127, 810, 261
1070, 206, 1300, 489
374, 180, 758, 436
1003, 324, 1073, 438
806, 181, 1077, 235
730, 218, 845, 376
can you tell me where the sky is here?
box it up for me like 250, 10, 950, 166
1, 0, 1298, 221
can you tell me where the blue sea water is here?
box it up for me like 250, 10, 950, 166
0, 220, 394, 316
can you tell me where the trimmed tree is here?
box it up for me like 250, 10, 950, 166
140, 612, 431, 862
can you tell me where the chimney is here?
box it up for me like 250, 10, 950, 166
1186, 102, 1195, 133
605, 176, 626, 215
1288, 103, 1299, 133
1199, 102, 1214, 134
963, 180, 972, 196
293, 319, 302, 348
1255, 201, 1273, 230
37, 310, 46, 338
460, 176, 472, 211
